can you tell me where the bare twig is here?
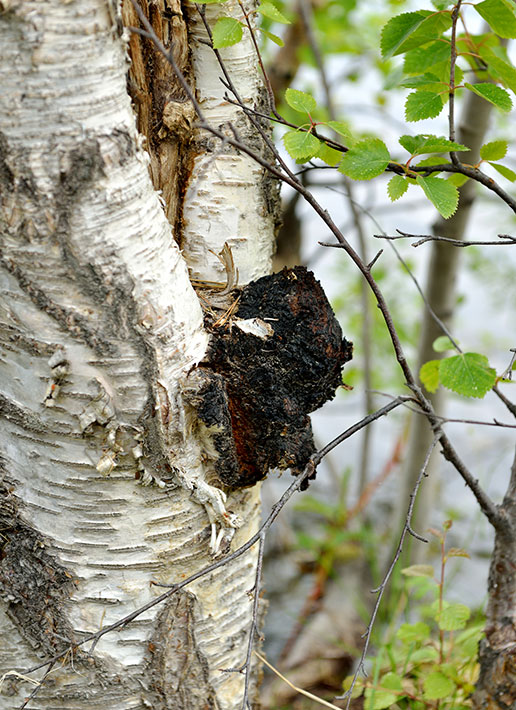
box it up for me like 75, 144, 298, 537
448, 0, 463, 162
375, 230, 516, 248
336, 436, 439, 705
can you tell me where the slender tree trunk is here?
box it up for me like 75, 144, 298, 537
399, 88, 493, 561
0, 1, 275, 707
473, 447, 516, 708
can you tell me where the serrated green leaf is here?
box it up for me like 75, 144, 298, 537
405, 91, 444, 121
480, 140, 508, 161
417, 156, 449, 167
423, 671, 456, 700
436, 602, 471, 630
365, 673, 404, 710
257, 1, 291, 23
475, 0, 516, 39
212, 17, 243, 48
283, 130, 321, 161
416, 175, 458, 218
420, 359, 441, 393
479, 47, 516, 93
439, 352, 496, 398
490, 162, 516, 181
411, 647, 440, 662
259, 28, 284, 46
285, 88, 316, 113
317, 143, 341, 166
381, 11, 452, 60
447, 172, 469, 187
387, 175, 409, 201
433, 335, 455, 352
465, 82, 513, 111
402, 564, 435, 577
397, 622, 431, 643
403, 40, 451, 73
400, 72, 444, 91
338, 138, 390, 180
326, 120, 352, 139
400, 134, 469, 156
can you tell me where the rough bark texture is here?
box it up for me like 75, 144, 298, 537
0, 1, 272, 707
473, 449, 516, 709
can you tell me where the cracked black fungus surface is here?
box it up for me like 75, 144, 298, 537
202, 266, 352, 488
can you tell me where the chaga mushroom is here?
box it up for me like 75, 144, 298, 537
184, 266, 353, 489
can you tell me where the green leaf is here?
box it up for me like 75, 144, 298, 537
416, 176, 459, 218
436, 602, 471, 631
420, 359, 441, 393
432, 0, 453, 8
405, 91, 444, 121
283, 130, 321, 161
479, 47, 516, 93
411, 647, 440, 663
366, 673, 404, 710
439, 352, 496, 398
387, 175, 409, 201
317, 143, 342, 166
381, 11, 452, 60
465, 82, 513, 111
259, 28, 284, 46
285, 88, 317, 113
400, 134, 469, 156
490, 162, 516, 181
212, 17, 243, 48
480, 140, 508, 161
447, 172, 469, 187
400, 72, 444, 91
326, 120, 352, 140
403, 40, 451, 73
257, 1, 291, 24
433, 335, 455, 352
475, 0, 516, 39
402, 564, 435, 577
338, 139, 390, 180
397, 622, 431, 643
423, 671, 456, 700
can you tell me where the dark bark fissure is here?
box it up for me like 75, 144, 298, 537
0, 474, 75, 657
146, 591, 217, 710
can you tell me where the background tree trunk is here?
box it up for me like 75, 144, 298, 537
0, 1, 275, 707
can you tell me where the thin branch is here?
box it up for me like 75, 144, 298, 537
336, 436, 439, 706
376, 230, 516, 248
448, 1, 463, 161
255, 651, 343, 710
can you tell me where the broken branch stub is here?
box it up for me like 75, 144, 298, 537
186, 267, 352, 489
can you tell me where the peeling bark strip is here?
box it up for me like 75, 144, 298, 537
185, 267, 353, 489
122, 0, 198, 231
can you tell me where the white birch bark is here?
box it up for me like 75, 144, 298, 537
0, 1, 271, 707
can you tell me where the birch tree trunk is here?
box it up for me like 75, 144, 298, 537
0, 1, 276, 707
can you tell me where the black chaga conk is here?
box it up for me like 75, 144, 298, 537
184, 266, 353, 489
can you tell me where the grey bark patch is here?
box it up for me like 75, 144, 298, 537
190, 266, 352, 489
147, 591, 217, 710
0, 475, 76, 656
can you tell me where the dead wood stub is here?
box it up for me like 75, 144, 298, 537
193, 267, 352, 489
